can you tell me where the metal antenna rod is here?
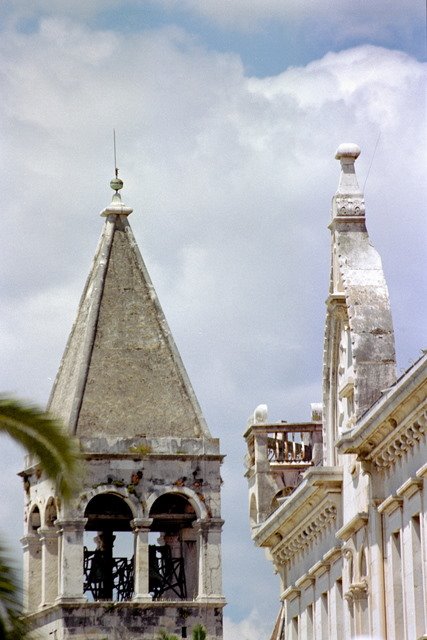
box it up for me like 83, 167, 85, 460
363, 131, 381, 191
113, 129, 118, 178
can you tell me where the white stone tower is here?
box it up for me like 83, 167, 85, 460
322, 143, 396, 466
21, 178, 225, 639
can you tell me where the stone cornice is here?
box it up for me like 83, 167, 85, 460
336, 512, 368, 542
336, 354, 427, 462
281, 586, 300, 602
82, 452, 225, 462
372, 414, 426, 470
295, 575, 315, 590
24, 599, 227, 623
272, 502, 338, 564
308, 560, 329, 579
416, 462, 427, 479
377, 495, 403, 516
253, 467, 342, 550
322, 545, 343, 565
396, 476, 423, 499
280, 546, 343, 600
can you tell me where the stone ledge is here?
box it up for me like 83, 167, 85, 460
253, 467, 342, 549
336, 511, 368, 541
377, 495, 403, 515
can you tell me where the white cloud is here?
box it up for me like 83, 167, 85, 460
224, 610, 274, 640
0, 15, 425, 630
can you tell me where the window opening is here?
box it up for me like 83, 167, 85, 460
83, 494, 134, 601
149, 493, 197, 601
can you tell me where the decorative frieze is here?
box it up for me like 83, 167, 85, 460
273, 503, 337, 564
372, 417, 426, 469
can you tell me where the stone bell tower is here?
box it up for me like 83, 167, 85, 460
21, 177, 225, 639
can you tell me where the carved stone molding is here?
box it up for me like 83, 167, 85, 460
333, 194, 365, 218
344, 579, 368, 602
336, 512, 368, 542
373, 416, 426, 469
273, 503, 337, 564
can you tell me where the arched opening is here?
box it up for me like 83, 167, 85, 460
148, 493, 198, 600
29, 505, 41, 533
83, 494, 134, 602
359, 547, 367, 578
44, 498, 57, 527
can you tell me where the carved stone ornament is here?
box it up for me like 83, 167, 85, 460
344, 579, 368, 602
334, 195, 365, 218
273, 503, 337, 564
373, 416, 426, 469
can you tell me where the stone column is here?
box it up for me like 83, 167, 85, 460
194, 518, 225, 602
131, 518, 152, 602
21, 533, 42, 612
253, 429, 274, 521
56, 519, 87, 603
39, 527, 59, 607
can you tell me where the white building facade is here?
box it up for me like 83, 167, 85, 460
21, 181, 225, 639
245, 145, 427, 640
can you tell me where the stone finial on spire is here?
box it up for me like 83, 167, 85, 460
332, 143, 365, 219
100, 173, 133, 218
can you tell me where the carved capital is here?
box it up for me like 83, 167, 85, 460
131, 518, 153, 531
344, 579, 368, 602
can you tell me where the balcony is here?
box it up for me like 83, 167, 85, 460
245, 422, 323, 519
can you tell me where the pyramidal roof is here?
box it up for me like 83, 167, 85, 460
47, 184, 210, 439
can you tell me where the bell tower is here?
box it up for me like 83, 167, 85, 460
21, 177, 225, 639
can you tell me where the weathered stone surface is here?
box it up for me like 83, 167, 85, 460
27, 602, 224, 639
48, 212, 209, 439
245, 146, 426, 640
24, 188, 225, 639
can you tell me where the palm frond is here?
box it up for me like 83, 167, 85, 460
0, 544, 28, 639
0, 397, 80, 500
192, 624, 207, 640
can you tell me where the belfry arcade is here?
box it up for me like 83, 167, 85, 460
21, 179, 225, 639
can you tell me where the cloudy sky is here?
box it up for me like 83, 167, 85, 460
0, 1, 426, 638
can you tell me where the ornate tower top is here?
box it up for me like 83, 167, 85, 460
47, 181, 209, 439
323, 144, 396, 463
332, 143, 365, 219
23, 175, 224, 639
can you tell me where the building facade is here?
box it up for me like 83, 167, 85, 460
245, 144, 427, 640
21, 181, 225, 639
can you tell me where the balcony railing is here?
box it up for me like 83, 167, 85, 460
245, 422, 323, 502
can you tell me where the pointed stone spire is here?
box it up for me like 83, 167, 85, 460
47, 178, 210, 439
323, 145, 396, 459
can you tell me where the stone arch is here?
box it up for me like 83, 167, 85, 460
147, 490, 201, 601
77, 484, 142, 521
146, 486, 208, 521
28, 504, 41, 534
44, 497, 58, 527
82, 490, 137, 602
359, 546, 368, 579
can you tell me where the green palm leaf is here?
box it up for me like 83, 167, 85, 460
192, 624, 207, 640
0, 545, 28, 639
0, 397, 80, 500
0, 396, 81, 638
